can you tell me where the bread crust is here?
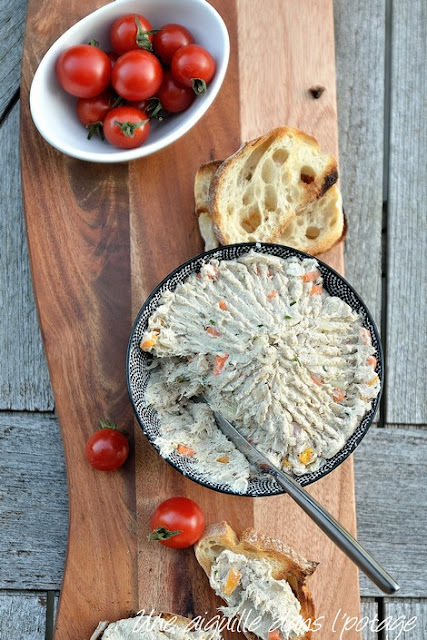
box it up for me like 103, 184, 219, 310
194, 160, 223, 217
195, 521, 317, 640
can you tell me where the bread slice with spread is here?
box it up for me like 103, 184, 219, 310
89, 611, 222, 640
195, 521, 317, 640
208, 127, 338, 245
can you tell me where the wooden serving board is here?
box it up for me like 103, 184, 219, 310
21, 1, 362, 639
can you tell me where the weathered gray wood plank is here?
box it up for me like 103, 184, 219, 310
334, 0, 384, 329
383, 599, 427, 639
386, 0, 427, 424
0, 0, 27, 120
1, 414, 425, 598
0, 413, 67, 590
0, 591, 46, 640
0, 100, 54, 410
355, 427, 427, 597
360, 599, 380, 640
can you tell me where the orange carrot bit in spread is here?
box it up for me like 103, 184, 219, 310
256, 267, 262, 276
177, 444, 195, 457
311, 376, 323, 386
223, 568, 242, 595
368, 375, 379, 386
310, 284, 323, 295
362, 328, 372, 345
267, 290, 278, 299
219, 299, 228, 311
301, 270, 319, 282
214, 354, 229, 375
367, 356, 377, 367
140, 335, 158, 350
282, 458, 291, 468
268, 631, 282, 640
299, 448, 314, 466
216, 455, 230, 464
267, 269, 273, 277
206, 327, 221, 337
332, 388, 346, 403
206, 267, 219, 280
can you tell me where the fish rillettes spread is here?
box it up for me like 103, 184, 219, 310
140, 250, 380, 493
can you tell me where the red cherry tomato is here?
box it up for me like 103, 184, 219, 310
149, 497, 205, 548
76, 91, 112, 125
110, 13, 155, 56
171, 44, 216, 95
112, 50, 163, 101
85, 420, 129, 471
157, 70, 195, 113
103, 106, 150, 149
153, 23, 194, 65
56, 44, 111, 98
76, 91, 114, 139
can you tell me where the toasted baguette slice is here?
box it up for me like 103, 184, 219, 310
209, 127, 338, 245
197, 173, 344, 255
195, 521, 317, 640
195, 160, 222, 250
277, 184, 344, 254
90, 611, 221, 640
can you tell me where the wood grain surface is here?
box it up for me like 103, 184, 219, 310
20, 1, 363, 639
386, 0, 426, 425
0, 591, 46, 640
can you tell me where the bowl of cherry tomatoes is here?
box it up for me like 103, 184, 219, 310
30, 0, 229, 163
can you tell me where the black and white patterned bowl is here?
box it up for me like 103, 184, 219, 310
127, 243, 383, 497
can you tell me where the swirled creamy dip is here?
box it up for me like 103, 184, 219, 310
141, 250, 380, 493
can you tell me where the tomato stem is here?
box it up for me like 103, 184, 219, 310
191, 78, 207, 95
134, 17, 161, 51
113, 119, 148, 138
145, 98, 167, 120
98, 418, 127, 436
88, 38, 100, 48
148, 526, 183, 541
86, 121, 104, 141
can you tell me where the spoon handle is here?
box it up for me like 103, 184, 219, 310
271, 468, 400, 595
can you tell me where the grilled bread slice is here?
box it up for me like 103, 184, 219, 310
209, 127, 338, 245
195, 521, 317, 640
196, 168, 344, 255
194, 160, 221, 251
90, 611, 222, 640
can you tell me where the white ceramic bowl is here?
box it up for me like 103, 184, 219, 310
30, 0, 229, 163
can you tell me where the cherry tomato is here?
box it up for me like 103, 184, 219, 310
76, 91, 112, 125
157, 70, 195, 113
171, 44, 216, 95
56, 44, 111, 98
76, 91, 114, 139
110, 13, 155, 55
153, 23, 194, 65
103, 106, 150, 149
85, 420, 129, 471
112, 50, 163, 101
149, 497, 205, 548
